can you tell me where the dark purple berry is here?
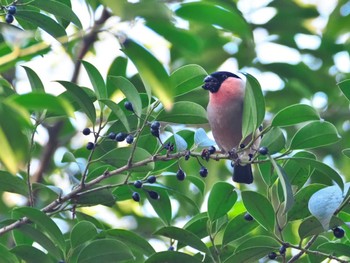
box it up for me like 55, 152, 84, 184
259, 125, 263, 132
199, 166, 208, 178
150, 128, 160, 137
201, 149, 210, 161
244, 212, 254, 221
148, 190, 159, 200
268, 252, 277, 260
7, 5, 16, 15
240, 143, 245, 149
5, 14, 14, 24
108, 132, 116, 140
258, 146, 268, 155
184, 151, 190, 161
132, 192, 140, 202
279, 245, 287, 255
147, 176, 156, 184
126, 134, 134, 144
116, 132, 127, 142
176, 169, 186, 181
208, 146, 216, 154
168, 246, 174, 251
86, 142, 94, 150
151, 121, 161, 130
333, 227, 345, 238
124, 101, 133, 112
133, 180, 142, 188
248, 153, 253, 161
82, 128, 91, 135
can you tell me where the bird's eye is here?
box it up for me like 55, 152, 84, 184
222, 74, 227, 79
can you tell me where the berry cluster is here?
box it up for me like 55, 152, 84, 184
268, 245, 288, 260
3, 5, 16, 24
131, 176, 159, 202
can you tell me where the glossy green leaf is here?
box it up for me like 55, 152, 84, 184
288, 184, 325, 221
0, 170, 28, 195
74, 188, 116, 207
22, 66, 45, 92
260, 127, 285, 154
194, 128, 216, 147
289, 121, 341, 150
16, 11, 66, 39
145, 251, 202, 263
107, 56, 128, 80
13, 207, 65, 251
145, 187, 172, 226
11, 245, 53, 263
29, 0, 82, 28
308, 185, 344, 230
157, 101, 207, 124
271, 104, 320, 127
0, 244, 18, 263
208, 182, 237, 222
236, 235, 280, 252
181, 212, 209, 242
57, 81, 96, 123
242, 73, 265, 140
224, 247, 274, 263
298, 216, 343, 239
342, 148, 350, 158
317, 243, 350, 258
223, 212, 259, 245
77, 239, 134, 263
107, 76, 142, 117
241, 191, 275, 231
338, 79, 350, 102
106, 229, 155, 256
154, 226, 209, 253
99, 99, 130, 132
122, 39, 172, 109
82, 61, 107, 103
70, 221, 98, 248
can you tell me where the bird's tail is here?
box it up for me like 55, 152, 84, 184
232, 164, 253, 184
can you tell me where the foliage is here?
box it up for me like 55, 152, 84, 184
0, 0, 350, 262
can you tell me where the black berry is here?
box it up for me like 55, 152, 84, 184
244, 212, 254, 221
208, 146, 216, 154
7, 5, 17, 15
184, 151, 190, 161
148, 190, 159, 200
132, 192, 140, 202
150, 121, 161, 130
124, 101, 133, 112
150, 128, 160, 137
199, 166, 208, 178
86, 142, 94, 150
126, 134, 134, 144
116, 132, 127, 142
5, 14, 14, 24
82, 128, 91, 135
240, 143, 245, 149
147, 176, 156, 184
279, 245, 287, 255
108, 132, 116, 140
333, 227, 345, 238
258, 146, 269, 155
176, 169, 186, 181
268, 252, 277, 260
248, 153, 253, 161
133, 180, 142, 188
168, 246, 174, 251
201, 149, 210, 161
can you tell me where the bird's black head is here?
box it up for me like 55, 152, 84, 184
202, 71, 241, 93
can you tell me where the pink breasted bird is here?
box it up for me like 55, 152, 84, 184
202, 71, 254, 184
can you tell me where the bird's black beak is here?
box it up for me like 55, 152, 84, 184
202, 75, 220, 93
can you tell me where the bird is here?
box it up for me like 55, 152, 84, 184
202, 71, 256, 184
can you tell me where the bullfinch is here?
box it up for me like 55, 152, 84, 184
202, 71, 254, 184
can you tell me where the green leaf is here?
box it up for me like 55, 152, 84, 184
106, 229, 155, 256
157, 101, 207, 124
11, 245, 53, 263
223, 212, 259, 245
154, 226, 209, 253
29, 0, 82, 28
145, 187, 172, 226
337, 79, 350, 102
224, 247, 274, 263
0, 243, 19, 263
74, 188, 116, 207
9, 93, 74, 117
99, 99, 130, 132
13, 207, 65, 251
242, 73, 265, 140
235, 235, 280, 252
194, 128, 216, 147
16, 11, 66, 39
122, 39, 172, 109
208, 182, 237, 222
271, 104, 320, 127
317, 243, 350, 258
308, 185, 344, 230
298, 216, 343, 239
82, 61, 107, 103
57, 81, 96, 123
107, 76, 142, 117
181, 212, 209, 242
175, 2, 252, 40
342, 148, 350, 158
145, 251, 202, 263
0, 170, 28, 195
70, 221, 98, 248
77, 239, 134, 263
269, 157, 294, 214
170, 64, 207, 96
259, 127, 285, 154
241, 191, 275, 231
22, 66, 45, 92
289, 121, 341, 150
